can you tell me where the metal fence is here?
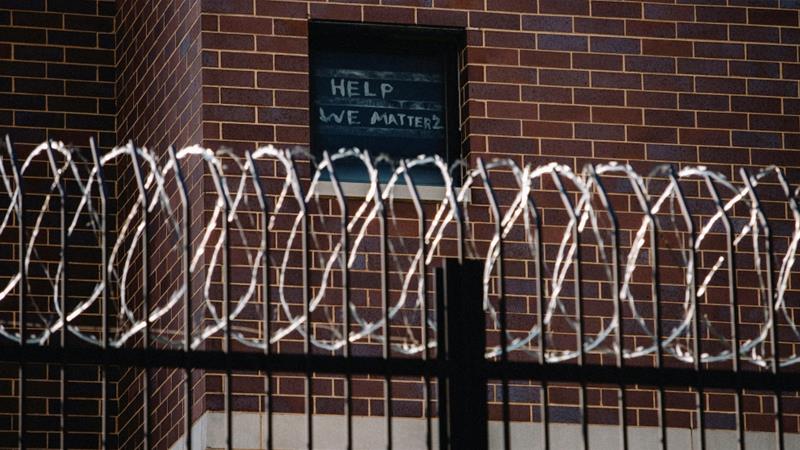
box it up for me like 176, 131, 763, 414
1, 137, 800, 449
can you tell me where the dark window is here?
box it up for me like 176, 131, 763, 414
310, 21, 464, 186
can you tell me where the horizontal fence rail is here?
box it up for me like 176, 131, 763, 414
1, 137, 799, 449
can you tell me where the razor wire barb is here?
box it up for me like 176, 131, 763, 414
1, 139, 799, 369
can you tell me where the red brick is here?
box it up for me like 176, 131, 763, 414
573, 53, 622, 71
486, 101, 537, 120
540, 104, 590, 122
730, 60, 780, 78
592, 106, 641, 125
730, 25, 779, 43
645, 109, 694, 127
221, 87, 273, 106
626, 20, 675, 39
274, 18, 306, 36
486, 0, 535, 13
484, 30, 534, 48
574, 17, 623, 35
219, 16, 273, 35
309, 3, 362, 21
256, 36, 307, 54
522, 86, 571, 103
574, 88, 625, 106
749, 114, 800, 132
731, 95, 781, 113
591, 72, 641, 89
695, 6, 746, 24
590, 36, 640, 54
469, 83, 520, 101
469, 117, 521, 135
203, 32, 255, 50
469, 47, 519, 64
592, 1, 640, 19
204, 104, 255, 122
522, 14, 572, 32
539, 0, 588, 16
255, 0, 307, 17
695, 77, 744, 95
697, 112, 747, 129
434, 0, 484, 9
642, 39, 692, 57
203, 68, 255, 87
748, 79, 797, 97
625, 55, 674, 74
643, 4, 693, 22
643, 74, 693, 92
627, 126, 677, 144
363, 6, 415, 24
222, 122, 275, 140
520, 50, 570, 68
574, 123, 624, 141
417, 8, 468, 27
748, 8, 798, 27
538, 33, 587, 52
646, 144, 696, 162
680, 128, 730, 146
522, 120, 573, 138
746, 44, 797, 62
626, 91, 676, 109
679, 93, 729, 111
677, 23, 727, 41
677, 58, 727, 76
202, 0, 254, 14
469, 11, 520, 29
539, 69, 589, 87
486, 66, 536, 84
220, 52, 273, 70
695, 42, 744, 59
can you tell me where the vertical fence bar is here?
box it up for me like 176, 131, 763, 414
669, 168, 706, 450
45, 140, 68, 449
402, 162, 432, 450
587, 167, 627, 450
527, 188, 550, 450
130, 144, 152, 449
765, 169, 790, 450
704, 175, 744, 450
7, 136, 26, 450
167, 146, 193, 450
210, 161, 233, 450
324, 152, 353, 450
91, 138, 110, 450
246, 151, 273, 450
436, 265, 448, 450
89, 138, 107, 450
630, 175, 667, 450
741, 169, 783, 450
375, 179, 393, 450
552, 172, 589, 450
438, 259, 487, 449
288, 155, 313, 450
477, 159, 510, 450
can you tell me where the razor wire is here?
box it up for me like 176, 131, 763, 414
1, 139, 799, 369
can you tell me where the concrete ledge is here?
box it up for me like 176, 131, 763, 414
170, 412, 799, 449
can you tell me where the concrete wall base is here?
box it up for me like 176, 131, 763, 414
169, 411, 799, 449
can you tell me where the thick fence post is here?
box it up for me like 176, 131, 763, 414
437, 258, 487, 450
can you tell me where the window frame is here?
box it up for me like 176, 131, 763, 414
308, 20, 465, 194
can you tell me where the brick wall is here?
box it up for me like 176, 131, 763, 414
0, 0, 115, 153
115, 0, 205, 448
0, 2, 115, 448
2, 0, 800, 448
196, 0, 800, 444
